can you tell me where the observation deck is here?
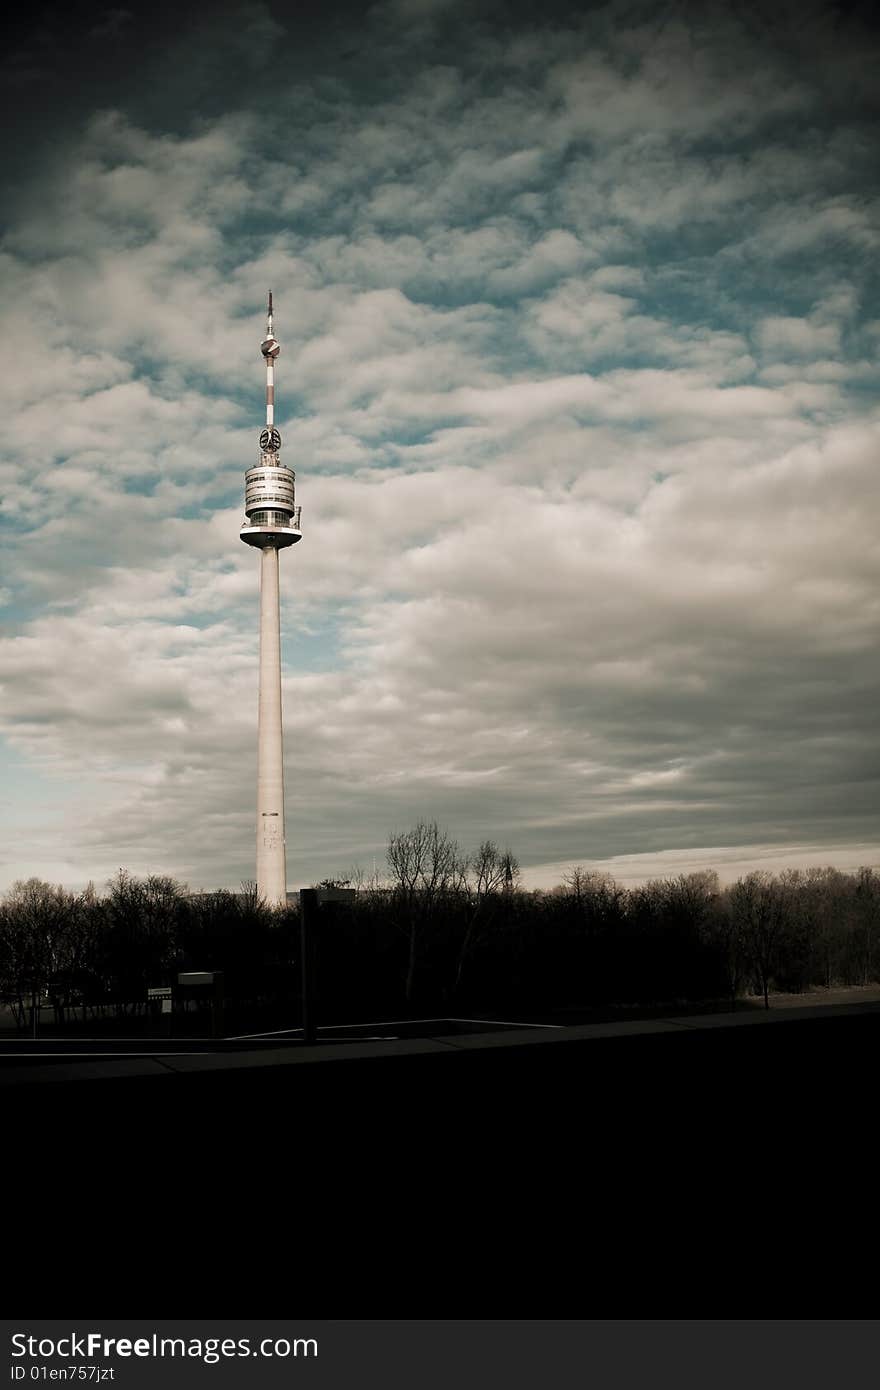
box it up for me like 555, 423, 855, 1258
240, 507, 302, 548
240, 452, 302, 548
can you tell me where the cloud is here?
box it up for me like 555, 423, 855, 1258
758, 315, 841, 359
1, 0, 878, 891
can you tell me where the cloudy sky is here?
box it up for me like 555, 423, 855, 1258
1, 0, 878, 893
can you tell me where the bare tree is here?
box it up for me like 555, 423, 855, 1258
700, 889, 747, 1008
853, 867, 880, 985
562, 866, 627, 940
454, 841, 520, 994
101, 870, 187, 1013
784, 867, 845, 989
387, 820, 466, 1002
0, 879, 78, 1027
729, 871, 791, 1009
662, 871, 720, 929
561, 865, 594, 906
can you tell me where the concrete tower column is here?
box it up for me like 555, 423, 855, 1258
256, 543, 287, 905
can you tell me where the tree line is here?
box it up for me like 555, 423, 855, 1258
0, 871, 294, 1028
1, 823, 878, 1028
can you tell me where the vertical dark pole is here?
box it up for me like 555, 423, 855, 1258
299, 889, 318, 1044
212, 973, 225, 1039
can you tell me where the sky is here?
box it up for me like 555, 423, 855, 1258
1, 0, 878, 894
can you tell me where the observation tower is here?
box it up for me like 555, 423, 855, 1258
240, 293, 302, 906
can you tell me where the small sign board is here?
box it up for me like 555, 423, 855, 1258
148, 986, 172, 1000
177, 971, 221, 986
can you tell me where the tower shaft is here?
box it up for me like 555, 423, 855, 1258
256, 543, 287, 905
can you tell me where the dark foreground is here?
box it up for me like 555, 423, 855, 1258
7, 1000, 877, 1314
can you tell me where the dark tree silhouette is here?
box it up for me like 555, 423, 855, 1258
386, 820, 466, 1002
2, 856, 878, 1032
729, 871, 791, 1009
454, 841, 520, 995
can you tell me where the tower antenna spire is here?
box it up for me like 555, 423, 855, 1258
263, 291, 278, 428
